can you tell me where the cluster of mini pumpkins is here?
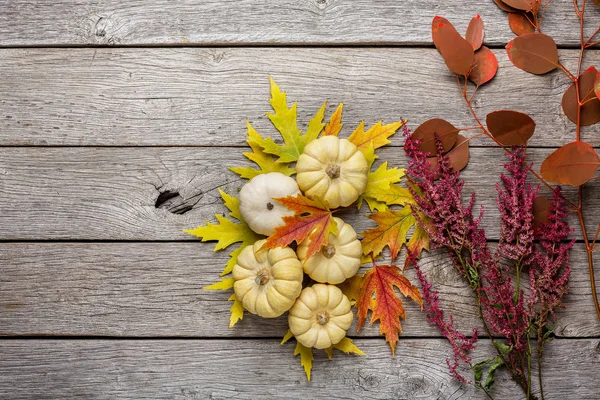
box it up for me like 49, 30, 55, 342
233, 135, 368, 349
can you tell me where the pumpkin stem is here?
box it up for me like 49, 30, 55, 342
266, 202, 274, 210
326, 164, 341, 179
321, 244, 336, 259
316, 311, 330, 325
255, 268, 270, 285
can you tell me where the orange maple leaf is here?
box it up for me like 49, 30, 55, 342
322, 104, 343, 136
262, 194, 337, 259
356, 262, 423, 356
360, 207, 416, 261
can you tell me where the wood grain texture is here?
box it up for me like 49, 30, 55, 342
1, 48, 599, 146
0, 147, 597, 240
0, 1, 597, 46
0, 243, 596, 338
1, 338, 598, 399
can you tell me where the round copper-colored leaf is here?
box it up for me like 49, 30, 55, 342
562, 67, 600, 126
432, 16, 475, 76
595, 71, 600, 100
508, 12, 535, 36
466, 15, 484, 51
493, 0, 520, 12
411, 118, 459, 155
469, 46, 498, 86
593, 0, 600, 7
502, 0, 537, 11
540, 141, 600, 186
506, 33, 558, 75
426, 135, 470, 175
532, 195, 551, 228
486, 110, 536, 145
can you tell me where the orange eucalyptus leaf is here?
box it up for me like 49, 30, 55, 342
410, 118, 459, 155
540, 141, 600, 186
469, 46, 499, 86
508, 12, 536, 36
322, 103, 344, 136
263, 194, 336, 259
486, 110, 536, 145
506, 33, 558, 75
466, 15, 484, 51
562, 67, 600, 126
432, 16, 475, 76
356, 263, 423, 356
533, 195, 551, 228
502, 0, 538, 11
493, 0, 520, 12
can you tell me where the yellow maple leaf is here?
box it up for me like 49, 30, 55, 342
322, 103, 343, 136
229, 121, 295, 179
294, 342, 314, 381
228, 293, 244, 328
372, 183, 414, 207
323, 337, 365, 360
348, 120, 405, 152
337, 274, 363, 305
250, 77, 326, 163
361, 206, 417, 261
358, 162, 406, 212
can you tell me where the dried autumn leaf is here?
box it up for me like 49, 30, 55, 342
540, 141, 600, 186
593, 0, 600, 6
356, 262, 423, 355
251, 77, 325, 163
596, 71, 600, 100
263, 194, 337, 259
361, 206, 417, 261
357, 145, 406, 211
493, 0, 520, 12
185, 189, 261, 275
406, 222, 430, 263
348, 120, 404, 152
486, 110, 536, 145
327, 337, 365, 358
410, 118, 459, 155
372, 184, 414, 207
294, 342, 314, 381
338, 274, 363, 305
502, 0, 537, 11
532, 195, 551, 228
229, 122, 295, 179
508, 12, 536, 36
322, 103, 344, 136
466, 15, 484, 51
506, 33, 558, 75
427, 134, 470, 173
469, 46, 499, 86
432, 16, 475, 76
562, 67, 600, 126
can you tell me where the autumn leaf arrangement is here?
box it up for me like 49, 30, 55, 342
400, 2, 599, 398
186, 78, 427, 381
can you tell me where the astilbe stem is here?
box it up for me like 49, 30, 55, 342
404, 125, 572, 399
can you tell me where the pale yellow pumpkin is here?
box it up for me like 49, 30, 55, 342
233, 239, 303, 318
288, 284, 353, 349
297, 217, 361, 284
239, 172, 300, 236
296, 136, 368, 208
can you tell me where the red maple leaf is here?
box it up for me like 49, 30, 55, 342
356, 260, 423, 356
262, 194, 336, 259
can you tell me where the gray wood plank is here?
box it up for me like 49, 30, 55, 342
0, 147, 597, 240
0, 338, 597, 399
0, 1, 596, 46
0, 243, 596, 338
1, 48, 599, 146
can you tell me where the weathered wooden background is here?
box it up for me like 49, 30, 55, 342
1, 1, 599, 399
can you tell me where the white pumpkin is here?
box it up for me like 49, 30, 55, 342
233, 239, 303, 318
297, 217, 361, 284
296, 136, 368, 208
288, 284, 353, 349
239, 172, 300, 236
